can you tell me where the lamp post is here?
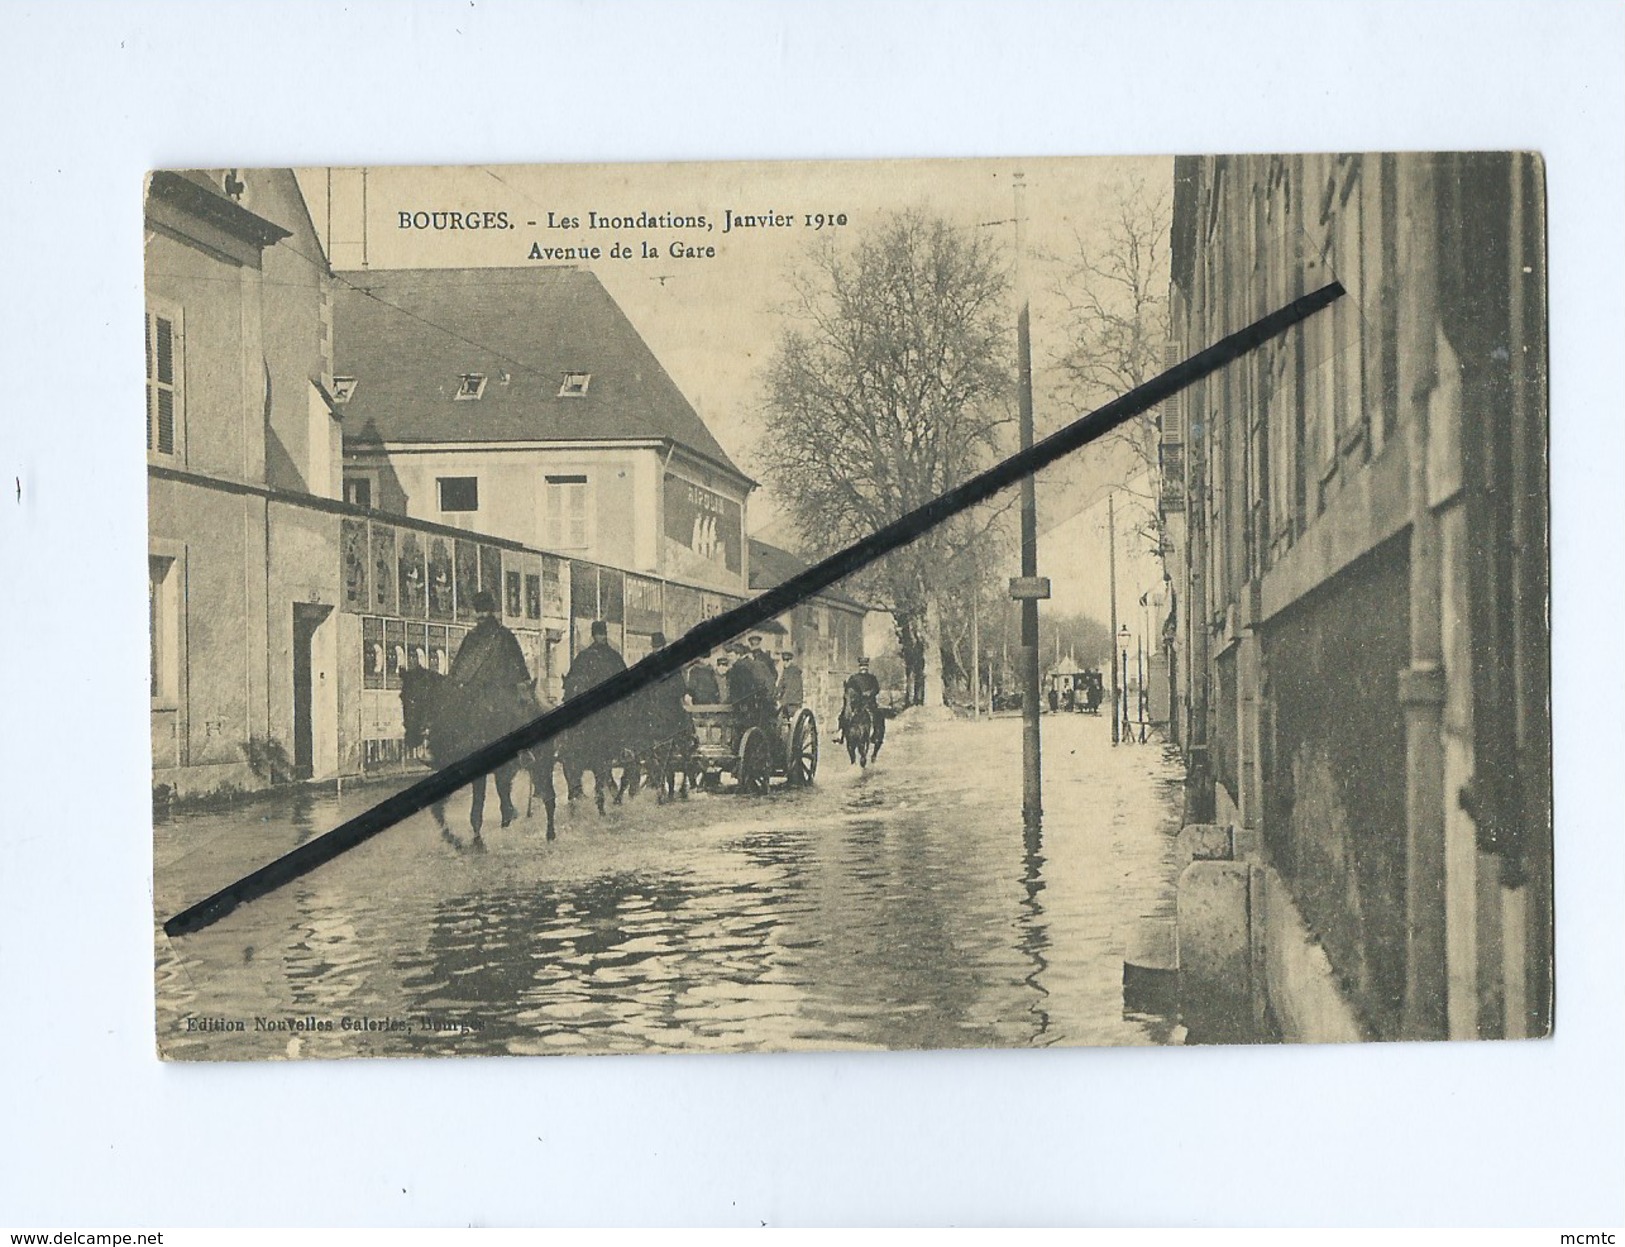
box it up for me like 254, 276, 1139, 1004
1118, 624, 1132, 744
1108, 494, 1119, 745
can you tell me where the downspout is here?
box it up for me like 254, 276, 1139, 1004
659, 441, 676, 628
1397, 159, 1449, 1040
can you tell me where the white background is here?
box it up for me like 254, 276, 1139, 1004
1, 0, 1621, 1228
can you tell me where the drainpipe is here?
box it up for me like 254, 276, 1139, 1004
1397, 159, 1449, 1041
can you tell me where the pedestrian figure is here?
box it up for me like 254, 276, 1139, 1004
563, 619, 627, 813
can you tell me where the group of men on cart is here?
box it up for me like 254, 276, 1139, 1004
436, 594, 884, 810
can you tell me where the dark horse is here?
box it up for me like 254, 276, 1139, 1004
617, 723, 695, 804
400, 668, 557, 845
842, 686, 877, 768
614, 670, 695, 805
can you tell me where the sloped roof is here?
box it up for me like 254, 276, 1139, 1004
748, 537, 868, 612
333, 266, 744, 479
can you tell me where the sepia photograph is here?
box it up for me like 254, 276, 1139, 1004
148, 152, 1551, 1060
5, 0, 1621, 1231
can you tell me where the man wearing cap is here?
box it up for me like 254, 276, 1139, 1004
746, 633, 779, 688
838, 656, 885, 754
562, 619, 627, 810
722, 642, 760, 708
776, 649, 804, 720
445, 589, 532, 828
721, 641, 774, 736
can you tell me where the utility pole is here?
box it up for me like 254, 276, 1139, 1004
1010, 173, 1047, 827
1109, 493, 1120, 745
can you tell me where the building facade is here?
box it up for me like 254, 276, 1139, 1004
150, 175, 863, 801
146, 168, 346, 797
1164, 153, 1550, 1042
334, 266, 754, 611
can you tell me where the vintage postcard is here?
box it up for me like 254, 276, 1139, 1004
148, 154, 1550, 1060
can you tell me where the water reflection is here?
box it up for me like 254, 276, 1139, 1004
157, 715, 1185, 1058
1016, 821, 1052, 1043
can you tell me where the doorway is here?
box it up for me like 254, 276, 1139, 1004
292, 603, 332, 779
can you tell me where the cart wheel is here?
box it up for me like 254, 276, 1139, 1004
786, 709, 818, 786
738, 728, 773, 794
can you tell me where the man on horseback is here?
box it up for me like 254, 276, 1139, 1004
837, 656, 886, 755
562, 619, 626, 811
444, 589, 534, 830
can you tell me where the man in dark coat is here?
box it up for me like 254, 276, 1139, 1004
746, 633, 779, 688
718, 642, 766, 733
722, 643, 759, 707
686, 651, 722, 705
776, 649, 804, 719
562, 619, 627, 809
444, 590, 533, 829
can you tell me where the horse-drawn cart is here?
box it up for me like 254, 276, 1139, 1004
686, 703, 819, 793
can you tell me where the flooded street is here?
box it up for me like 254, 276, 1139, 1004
155, 711, 1187, 1059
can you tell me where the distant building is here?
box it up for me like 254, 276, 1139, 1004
747, 537, 869, 723
1164, 153, 1550, 1041
334, 266, 756, 629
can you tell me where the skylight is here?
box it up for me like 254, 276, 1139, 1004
455, 373, 487, 400
330, 376, 358, 403
558, 372, 591, 397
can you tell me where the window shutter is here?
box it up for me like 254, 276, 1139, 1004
146, 313, 177, 455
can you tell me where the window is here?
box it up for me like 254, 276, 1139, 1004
437, 476, 479, 513
145, 307, 181, 456
149, 555, 178, 703
344, 476, 373, 509
558, 372, 591, 397
330, 376, 359, 403
454, 373, 487, 400
544, 474, 589, 548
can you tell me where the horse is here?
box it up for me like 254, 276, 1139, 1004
842, 686, 877, 768
618, 724, 695, 804
399, 668, 557, 845
560, 712, 625, 815
614, 672, 696, 805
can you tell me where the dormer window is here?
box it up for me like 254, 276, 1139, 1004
558, 372, 591, 397
331, 376, 358, 404
455, 373, 487, 400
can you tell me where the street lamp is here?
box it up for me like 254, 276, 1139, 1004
1118, 624, 1132, 744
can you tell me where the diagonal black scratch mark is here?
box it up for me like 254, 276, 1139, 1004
163, 282, 1343, 937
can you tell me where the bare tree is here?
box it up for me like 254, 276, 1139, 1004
1052, 176, 1174, 559
759, 211, 1013, 706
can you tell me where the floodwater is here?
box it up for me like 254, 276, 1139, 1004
154, 711, 1187, 1059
